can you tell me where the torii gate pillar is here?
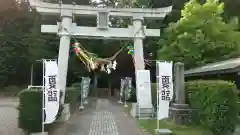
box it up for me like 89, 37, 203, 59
133, 16, 145, 70
58, 10, 72, 104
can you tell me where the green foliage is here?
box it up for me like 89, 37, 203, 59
18, 89, 53, 133
0, 7, 58, 87
186, 80, 238, 134
158, 0, 240, 69
70, 82, 81, 90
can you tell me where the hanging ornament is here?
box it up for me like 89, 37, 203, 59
74, 47, 80, 53
128, 49, 134, 55
73, 42, 80, 47
127, 44, 134, 55
72, 42, 81, 53
127, 45, 134, 50
112, 60, 117, 70
100, 64, 105, 71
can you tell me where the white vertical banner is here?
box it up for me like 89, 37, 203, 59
156, 61, 173, 120
86, 77, 91, 95
120, 78, 125, 98
81, 77, 91, 104
118, 78, 126, 103
44, 60, 60, 124
136, 70, 152, 108
126, 77, 132, 100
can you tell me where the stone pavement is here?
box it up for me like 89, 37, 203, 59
234, 125, 240, 135
65, 98, 147, 135
0, 97, 24, 135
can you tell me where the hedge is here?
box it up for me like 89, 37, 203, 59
186, 80, 238, 135
71, 82, 81, 90
18, 88, 52, 133
132, 81, 238, 134
18, 87, 80, 133
65, 87, 81, 103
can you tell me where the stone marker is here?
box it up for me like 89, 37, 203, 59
169, 62, 192, 125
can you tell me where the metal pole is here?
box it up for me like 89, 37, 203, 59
156, 63, 160, 130
79, 77, 84, 109
157, 77, 159, 130
30, 64, 34, 86
42, 59, 45, 135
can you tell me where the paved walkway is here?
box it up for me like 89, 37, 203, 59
66, 98, 146, 135
0, 97, 24, 135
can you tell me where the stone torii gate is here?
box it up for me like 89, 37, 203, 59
29, 0, 172, 108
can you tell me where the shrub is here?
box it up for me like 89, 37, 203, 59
18, 88, 53, 133
186, 80, 238, 135
18, 87, 79, 133
71, 82, 81, 90
65, 87, 81, 104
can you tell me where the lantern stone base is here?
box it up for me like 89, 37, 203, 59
59, 103, 70, 122
130, 103, 153, 119
169, 103, 192, 125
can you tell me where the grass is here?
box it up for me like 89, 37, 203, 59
137, 119, 213, 135
126, 102, 212, 135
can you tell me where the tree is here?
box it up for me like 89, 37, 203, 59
157, 0, 240, 69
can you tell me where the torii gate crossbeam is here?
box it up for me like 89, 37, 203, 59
41, 23, 160, 39
29, 0, 172, 18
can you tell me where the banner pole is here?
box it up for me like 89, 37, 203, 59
79, 77, 84, 109
156, 62, 159, 131
42, 59, 45, 135
157, 86, 159, 130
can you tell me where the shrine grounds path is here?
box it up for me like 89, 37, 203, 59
0, 97, 24, 135
64, 98, 149, 135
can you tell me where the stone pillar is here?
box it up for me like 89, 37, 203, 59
175, 63, 185, 104
57, 10, 72, 121
169, 62, 192, 125
131, 17, 153, 118
133, 16, 145, 70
